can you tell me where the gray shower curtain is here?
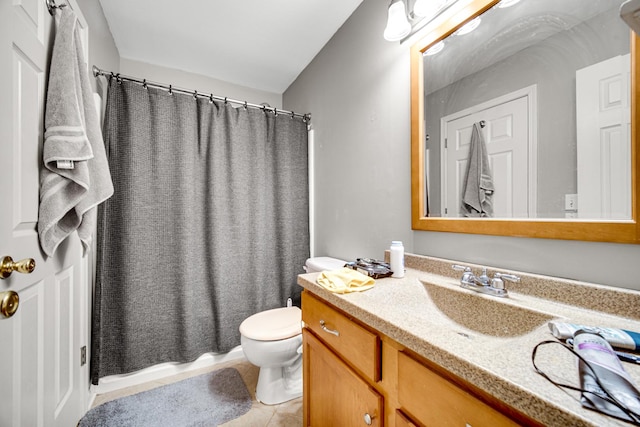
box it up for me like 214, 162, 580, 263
91, 79, 309, 384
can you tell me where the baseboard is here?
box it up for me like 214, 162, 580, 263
89, 346, 245, 395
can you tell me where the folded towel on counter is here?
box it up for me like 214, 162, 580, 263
38, 7, 113, 257
316, 268, 375, 294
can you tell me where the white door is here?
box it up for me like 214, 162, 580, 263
0, 1, 89, 426
576, 54, 631, 219
442, 88, 535, 218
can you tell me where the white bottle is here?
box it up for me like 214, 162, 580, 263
390, 241, 405, 278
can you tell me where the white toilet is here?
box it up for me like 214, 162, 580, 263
239, 256, 346, 405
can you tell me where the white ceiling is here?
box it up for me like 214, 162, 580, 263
98, 0, 364, 94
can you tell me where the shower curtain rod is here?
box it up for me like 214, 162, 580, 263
92, 65, 311, 122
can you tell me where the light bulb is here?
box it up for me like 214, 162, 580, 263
413, 0, 446, 19
454, 16, 481, 36
497, 0, 521, 8
424, 40, 444, 56
384, 0, 411, 41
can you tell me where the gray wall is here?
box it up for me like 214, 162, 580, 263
76, 0, 120, 90
284, 0, 412, 263
120, 59, 282, 109
284, 0, 640, 291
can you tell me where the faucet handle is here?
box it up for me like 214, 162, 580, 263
491, 273, 520, 291
452, 264, 474, 282
452, 264, 471, 273
497, 273, 520, 283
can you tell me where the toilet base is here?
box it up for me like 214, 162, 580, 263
255, 355, 302, 405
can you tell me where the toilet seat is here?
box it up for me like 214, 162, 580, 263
240, 306, 301, 341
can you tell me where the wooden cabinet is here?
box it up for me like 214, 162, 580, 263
302, 290, 380, 382
395, 410, 419, 427
302, 291, 383, 426
397, 351, 521, 427
303, 329, 383, 426
302, 290, 531, 427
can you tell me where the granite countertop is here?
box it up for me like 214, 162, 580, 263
297, 253, 640, 427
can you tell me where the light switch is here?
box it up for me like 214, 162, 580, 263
565, 194, 578, 211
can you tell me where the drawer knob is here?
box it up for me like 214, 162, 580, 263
319, 320, 340, 337
364, 412, 376, 425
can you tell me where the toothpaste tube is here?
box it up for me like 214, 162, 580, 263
549, 321, 640, 351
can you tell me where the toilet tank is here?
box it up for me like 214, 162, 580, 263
304, 257, 346, 273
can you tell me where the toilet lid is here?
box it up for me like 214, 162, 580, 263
239, 306, 302, 341
305, 257, 346, 272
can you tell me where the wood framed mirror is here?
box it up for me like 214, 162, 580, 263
410, 0, 640, 243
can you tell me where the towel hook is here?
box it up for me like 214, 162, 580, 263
479, 120, 486, 128
46, 0, 67, 16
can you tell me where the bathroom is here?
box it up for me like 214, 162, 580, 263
1, 0, 640, 425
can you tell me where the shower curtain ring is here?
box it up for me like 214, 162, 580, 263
142, 79, 147, 89
209, 94, 214, 104
168, 85, 173, 95
274, 108, 278, 117
224, 97, 228, 105
243, 101, 248, 110
193, 90, 198, 100
290, 111, 295, 120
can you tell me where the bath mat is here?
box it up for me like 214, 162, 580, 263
79, 367, 252, 427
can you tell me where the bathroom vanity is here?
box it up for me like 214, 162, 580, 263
298, 253, 640, 426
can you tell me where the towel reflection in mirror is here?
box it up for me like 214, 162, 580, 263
461, 122, 494, 217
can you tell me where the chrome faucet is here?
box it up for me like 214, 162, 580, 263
452, 265, 520, 298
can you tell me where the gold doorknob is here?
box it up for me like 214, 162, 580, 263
0, 256, 36, 279
0, 291, 19, 318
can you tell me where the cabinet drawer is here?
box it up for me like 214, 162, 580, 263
302, 291, 381, 382
398, 351, 519, 427
303, 329, 383, 427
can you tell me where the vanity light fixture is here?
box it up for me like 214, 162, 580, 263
384, 0, 452, 42
413, 0, 447, 18
384, 0, 412, 41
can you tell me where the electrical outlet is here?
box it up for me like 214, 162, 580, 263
565, 194, 578, 211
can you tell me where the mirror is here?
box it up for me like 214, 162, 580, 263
411, 0, 640, 243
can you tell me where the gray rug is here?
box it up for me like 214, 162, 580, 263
79, 368, 252, 427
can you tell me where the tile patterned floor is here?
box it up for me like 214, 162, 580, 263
91, 358, 303, 426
